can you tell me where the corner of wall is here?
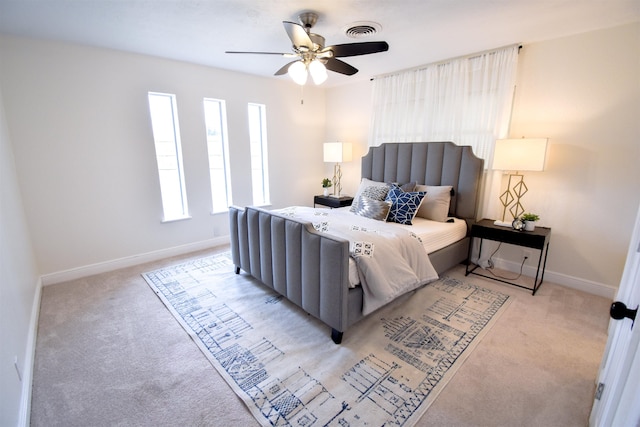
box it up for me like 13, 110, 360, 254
18, 277, 42, 427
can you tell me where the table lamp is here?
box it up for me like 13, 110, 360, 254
492, 137, 548, 226
323, 142, 352, 197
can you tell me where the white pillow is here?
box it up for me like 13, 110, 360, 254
349, 178, 390, 213
415, 185, 453, 222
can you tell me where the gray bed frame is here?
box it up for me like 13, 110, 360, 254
229, 142, 484, 344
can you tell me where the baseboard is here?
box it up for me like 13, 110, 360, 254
41, 236, 230, 286
18, 277, 42, 427
491, 257, 617, 299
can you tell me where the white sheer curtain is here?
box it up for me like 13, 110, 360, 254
369, 44, 520, 218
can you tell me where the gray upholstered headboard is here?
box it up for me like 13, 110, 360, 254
361, 142, 484, 220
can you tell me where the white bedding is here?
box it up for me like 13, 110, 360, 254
275, 206, 450, 315
347, 212, 467, 286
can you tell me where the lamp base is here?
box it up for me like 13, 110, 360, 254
332, 163, 343, 198
493, 220, 513, 227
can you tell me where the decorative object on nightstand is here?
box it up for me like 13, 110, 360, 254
492, 137, 548, 226
321, 178, 332, 197
323, 142, 352, 197
520, 212, 540, 231
314, 195, 353, 209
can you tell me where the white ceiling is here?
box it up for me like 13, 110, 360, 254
1, 0, 638, 87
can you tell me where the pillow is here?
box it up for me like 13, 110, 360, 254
385, 186, 427, 225
390, 181, 417, 192
415, 185, 453, 222
352, 196, 392, 221
350, 178, 390, 213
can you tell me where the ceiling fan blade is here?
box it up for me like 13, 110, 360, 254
274, 61, 298, 76
324, 58, 358, 76
325, 41, 389, 58
283, 21, 314, 50
225, 51, 291, 56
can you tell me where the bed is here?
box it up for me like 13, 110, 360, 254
229, 142, 484, 343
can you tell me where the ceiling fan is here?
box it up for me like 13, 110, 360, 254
225, 11, 389, 85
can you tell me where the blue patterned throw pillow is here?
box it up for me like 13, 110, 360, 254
385, 186, 427, 225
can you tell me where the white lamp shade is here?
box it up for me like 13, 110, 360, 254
288, 61, 307, 85
323, 142, 353, 163
492, 138, 548, 171
309, 59, 328, 85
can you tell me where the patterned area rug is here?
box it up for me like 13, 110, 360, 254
143, 253, 510, 426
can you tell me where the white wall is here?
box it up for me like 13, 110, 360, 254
324, 79, 373, 196
324, 22, 640, 294
508, 22, 640, 289
0, 36, 326, 277
0, 82, 40, 426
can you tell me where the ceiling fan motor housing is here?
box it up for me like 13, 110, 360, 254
298, 12, 318, 30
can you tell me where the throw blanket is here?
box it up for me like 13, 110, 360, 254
276, 207, 438, 315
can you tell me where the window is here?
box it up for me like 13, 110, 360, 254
248, 103, 270, 206
148, 92, 189, 221
369, 45, 519, 162
203, 98, 233, 213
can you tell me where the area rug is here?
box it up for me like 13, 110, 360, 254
143, 253, 510, 426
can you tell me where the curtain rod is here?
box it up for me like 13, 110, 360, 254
370, 43, 522, 81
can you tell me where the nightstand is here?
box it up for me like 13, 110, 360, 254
314, 195, 353, 209
465, 218, 551, 295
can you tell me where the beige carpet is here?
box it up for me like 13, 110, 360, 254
31, 246, 611, 426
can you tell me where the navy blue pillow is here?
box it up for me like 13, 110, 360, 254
385, 186, 426, 225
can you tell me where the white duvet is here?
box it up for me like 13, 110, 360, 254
275, 206, 439, 315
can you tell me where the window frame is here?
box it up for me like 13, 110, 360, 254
247, 103, 270, 207
203, 98, 233, 214
147, 91, 190, 222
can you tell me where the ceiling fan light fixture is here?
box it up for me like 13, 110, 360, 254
288, 60, 308, 85
226, 11, 388, 84
309, 59, 328, 85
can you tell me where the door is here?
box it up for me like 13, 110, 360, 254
589, 202, 640, 426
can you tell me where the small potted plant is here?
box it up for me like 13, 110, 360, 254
520, 213, 540, 231
322, 178, 332, 196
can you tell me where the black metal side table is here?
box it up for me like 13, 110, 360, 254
313, 195, 353, 209
465, 218, 551, 295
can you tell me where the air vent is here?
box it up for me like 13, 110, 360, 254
343, 21, 382, 39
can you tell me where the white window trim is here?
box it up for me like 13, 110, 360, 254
248, 103, 270, 206
203, 98, 233, 214
148, 91, 190, 222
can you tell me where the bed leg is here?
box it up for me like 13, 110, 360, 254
331, 329, 343, 344
235, 266, 240, 274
